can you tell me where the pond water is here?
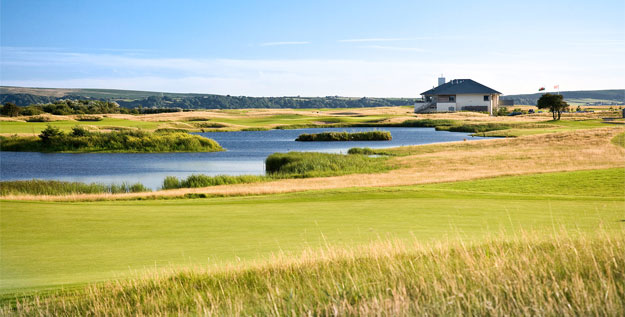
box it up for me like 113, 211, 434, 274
0, 127, 490, 189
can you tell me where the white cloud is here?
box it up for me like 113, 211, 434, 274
1, 47, 624, 96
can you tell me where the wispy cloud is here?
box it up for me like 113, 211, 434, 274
1, 47, 623, 96
259, 41, 310, 47
362, 45, 425, 52
339, 37, 429, 43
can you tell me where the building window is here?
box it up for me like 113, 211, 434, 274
449, 96, 455, 102
483, 95, 490, 101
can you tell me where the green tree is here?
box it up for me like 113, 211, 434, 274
536, 93, 569, 120
1, 102, 21, 117
39, 125, 63, 143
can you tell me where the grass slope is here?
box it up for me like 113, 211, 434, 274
1, 168, 623, 293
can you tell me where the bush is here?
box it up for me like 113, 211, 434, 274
71, 126, 90, 137
296, 131, 391, 141
39, 125, 64, 143
1, 102, 21, 117
20, 106, 44, 116
496, 107, 509, 116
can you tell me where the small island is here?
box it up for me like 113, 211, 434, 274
295, 131, 392, 142
0, 126, 223, 153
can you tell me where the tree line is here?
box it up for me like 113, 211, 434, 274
1, 93, 415, 110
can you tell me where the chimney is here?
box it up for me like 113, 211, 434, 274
438, 75, 445, 86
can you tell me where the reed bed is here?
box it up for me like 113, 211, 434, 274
265, 151, 390, 177
0, 179, 150, 196
3, 232, 623, 316
295, 131, 392, 141
162, 174, 268, 189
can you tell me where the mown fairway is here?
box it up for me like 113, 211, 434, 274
1, 168, 623, 293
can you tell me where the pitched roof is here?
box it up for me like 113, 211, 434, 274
421, 79, 501, 95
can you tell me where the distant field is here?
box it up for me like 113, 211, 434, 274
1, 168, 623, 292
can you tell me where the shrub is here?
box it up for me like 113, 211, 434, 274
20, 106, 44, 116
71, 126, 90, 137
1, 102, 21, 117
496, 107, 509, 116
39, 125, 64, 143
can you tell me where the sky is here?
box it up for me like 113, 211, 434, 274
1, 0, 623, 96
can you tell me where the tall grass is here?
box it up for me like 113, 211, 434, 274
3, 233, 622, 315
162, 174, 268, 190
0, 179, 150, 196
265, 151, 390, 177
296, 131, 392, 141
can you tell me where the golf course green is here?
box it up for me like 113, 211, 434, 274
2, 168, 623, 293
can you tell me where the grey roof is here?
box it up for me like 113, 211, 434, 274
421, 79, 501, 95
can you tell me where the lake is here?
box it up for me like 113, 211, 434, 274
0, 127, 490, 189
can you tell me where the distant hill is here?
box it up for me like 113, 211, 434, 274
0, 86, 415, 109
501, 89, 624, 106
2, 86, 623, 109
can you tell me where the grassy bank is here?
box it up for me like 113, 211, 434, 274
0, 180, 150, 196
3, 234, 622, 315
0, 127, 222, 153
295, 130, 392, 141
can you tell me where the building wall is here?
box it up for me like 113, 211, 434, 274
436, 102, 456, 112
456, 94, 491, 109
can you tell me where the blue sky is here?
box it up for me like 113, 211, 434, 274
1, 0, 623, 96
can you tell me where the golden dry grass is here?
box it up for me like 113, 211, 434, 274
3, 232, 624, 316
5, 127, 623, 201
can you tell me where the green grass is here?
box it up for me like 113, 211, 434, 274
481, 119, 613, 137
0, 180, 150, 196
426, 168, 625, 198
1, 168, 623, 293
